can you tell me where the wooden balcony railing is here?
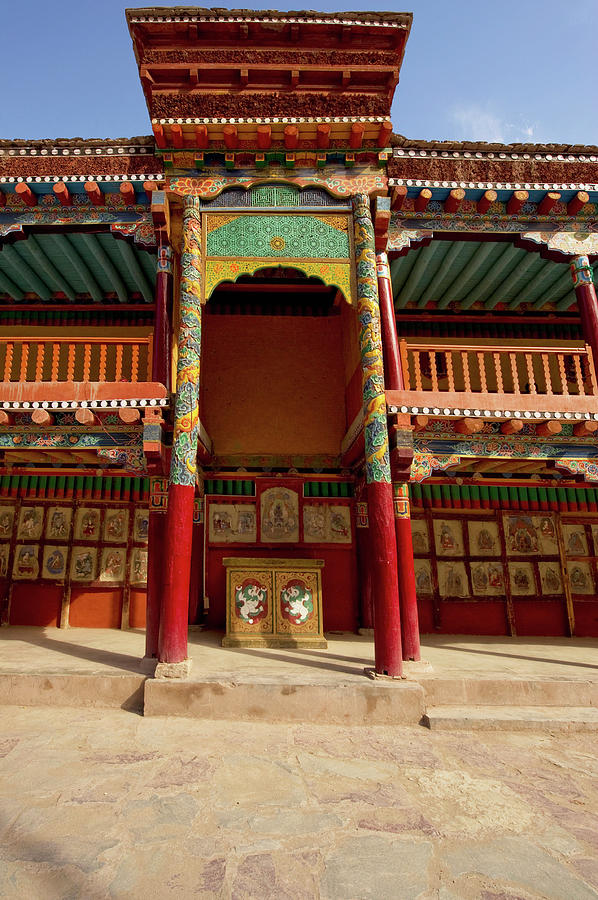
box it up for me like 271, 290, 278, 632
399, 339, 598, 398
0, 335, 153, 385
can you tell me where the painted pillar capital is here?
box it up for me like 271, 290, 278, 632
571, 255, 594, 288
375, 250, 391, 282
157, 242, 173, 275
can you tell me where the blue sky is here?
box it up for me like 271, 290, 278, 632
1, 0, 597, 145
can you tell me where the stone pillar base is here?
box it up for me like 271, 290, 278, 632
154, 658, 192, 680
140, 656, 158, 675
364, 666, 405, 681
358, 627, 374, 636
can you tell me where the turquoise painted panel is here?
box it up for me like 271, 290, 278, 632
206, 214, 350, 260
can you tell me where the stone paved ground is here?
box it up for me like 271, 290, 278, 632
1, 708, 597, 899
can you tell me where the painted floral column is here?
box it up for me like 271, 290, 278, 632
353, 194, 403, 676
571, 256, 598, 379
152, 239, 173, 387
376, 250, 421, 661
158, 196, 203, 672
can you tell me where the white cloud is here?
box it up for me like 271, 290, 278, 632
450, 105, 537, 143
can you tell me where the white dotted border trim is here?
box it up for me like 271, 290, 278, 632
389, 177, 598, 193
388, 405, 598, 422
0, 174, 164, 185
1, 398, 169, 412
393, 148, 598, 164
153, 115, 387, 126
131, 15, 408, 28
0, 146, 152, 158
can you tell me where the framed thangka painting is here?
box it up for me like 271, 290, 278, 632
260, 488, 299, 543
209, 504, 257, 543
303, 505, 351, 543
133, 509, 150, 543
568, 561, 594, 595
561, 524, 589, 557
130, 549, 148, 585
437, 561, 469, 597
103, 509, 129, 544
99, 548, 126, 583
17, 507, 43, 541
411, 519, 429, 555
46, 507, 72, 541
505, 514, 559, 555
508, 562, 536, 596
0, 544, 9, 578
470, 561, 505, 596
74, 508, 101, 541
468, 521, 501, 557
0, 507, 15, 539
12, 545, 39, 580
414, 559, 433, 595
70, 547, 97, 582
433, 519, 464, 557
538, 561, 563, 595
42, 546, 69, 580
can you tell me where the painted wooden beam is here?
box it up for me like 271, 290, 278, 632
170, 124, 184, 148
0, 244, 53, 300
84, 181, 105, 206
31, 409, 54, 426
511, 261, 568, 310
437, 241, 496, 309
378, 120, 393, 146
317, 123, 331, 149
223, 124, 238, 149
153, 124, 167, 149
0, 411, 12, 425
414, 189, 432, 212
460, 243, 519, 310
75, 408, 96, 425
454, 417, 485, 434
506, 190, 528, 215
574, 420, 598, 437
52, 183, 72, 207
115, 239, 153, 303
0, 268, 25, 301
284, 125, 299, 150
484, 251, 539, 309
195, 125, 209, 149
417, 242, 454, 308
0, 191, 6, 208
397, 246, 433, 308
391, 185, 408, 210
257, 125, 271, 149
568, 191, 589, 216
477, 190, 497, 214
537, 191, 561, 215
412, 415, 429, 432
555, 289, 578, 312
444, 188, 465, 213
501, 419, 524, 435
46, 234, 104, 304
15, 183, 37, 207
119, 182, 137, 206
25, 235, 78, 300
536, 420, 562, 437
350, 122, 365, 149
78, 233, 129, 303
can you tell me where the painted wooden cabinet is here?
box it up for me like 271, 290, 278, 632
222, 557, 326, 648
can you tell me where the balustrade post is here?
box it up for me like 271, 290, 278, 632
157, 197, 203, 676
153, 239, 173, 388
571, 256, 598, 384
354, 198, 403, 676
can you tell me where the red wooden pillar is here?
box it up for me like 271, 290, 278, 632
145, 481, 167, 660
572, 255, 598, 371
377, 252, 421, 661
353, 196, 403, 676
188, 493, 205, 624
354, 482, 374, 630
157, 197, 203, 675
152, 240, 172, 387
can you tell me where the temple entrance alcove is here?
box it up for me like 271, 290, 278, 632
199, 266, 362, 636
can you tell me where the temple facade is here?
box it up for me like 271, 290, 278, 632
0, 7, 597, 677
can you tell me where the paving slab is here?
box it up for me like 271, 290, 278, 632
1, 707, 598, 899
423, 705, 598, 732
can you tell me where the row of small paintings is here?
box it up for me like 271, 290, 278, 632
413, 557, 594, 597
208, 502, 351, 545
412, 516, 598, 559
0, 544, 147, 584
0, 506, 149, 544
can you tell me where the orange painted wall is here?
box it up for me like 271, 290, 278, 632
69, 588, 122, 628
9, 584, 61, 626
129, 590, 147, 628
201, 315, 346, 458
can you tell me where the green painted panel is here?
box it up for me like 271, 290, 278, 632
206, 214, 350, 260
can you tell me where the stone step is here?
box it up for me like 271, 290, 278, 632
143, 678, 426, 724
422, 705, 598, 732
0, 673, 146, 712
417, 677, 598, 708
